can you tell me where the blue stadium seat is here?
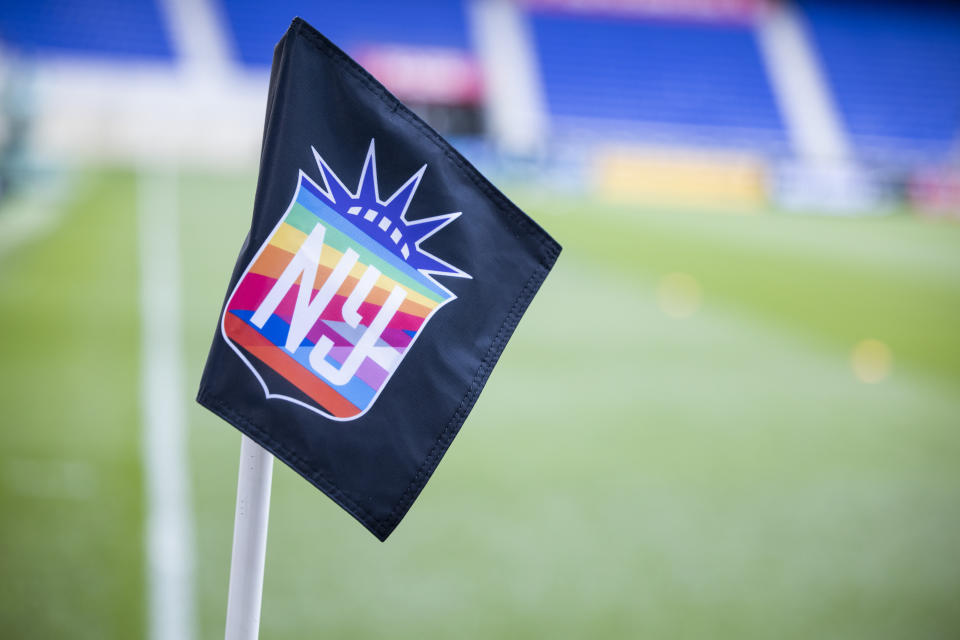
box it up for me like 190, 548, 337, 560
0, 0, 173, 60
800, 0, 960, 160
529, 13, 788, 152
218, 0, 472, 66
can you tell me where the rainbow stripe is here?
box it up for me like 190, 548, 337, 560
223, 176, 452, 419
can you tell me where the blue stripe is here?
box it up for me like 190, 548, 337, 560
230, 309, 315, 349
289, 346, 377, 409
230, 310, 376, 409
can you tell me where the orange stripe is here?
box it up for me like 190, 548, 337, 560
224, 313, 360, 418
250, 244, 298, 280
251, 243, 344, 286
252, 246, 345, 299
400, 297, 432, 319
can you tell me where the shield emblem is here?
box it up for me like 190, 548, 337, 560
221, 141, 469, 420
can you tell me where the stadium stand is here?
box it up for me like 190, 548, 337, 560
218, 0, 482, 134
0, 0, 955, 210
0, 0, 173, 61
528, 10, 789, 153
217, 0, 473, 67
800, 0, 960, 163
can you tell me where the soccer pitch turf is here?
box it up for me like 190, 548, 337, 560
1, 168, 959, 638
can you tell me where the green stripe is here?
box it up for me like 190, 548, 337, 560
285, 205, 320, 235
282, 204, 445, 303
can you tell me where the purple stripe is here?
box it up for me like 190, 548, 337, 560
327, 346, 390, 390
379, 327, 414, 349
356, 357, 389, 389
306, 319, 352, 347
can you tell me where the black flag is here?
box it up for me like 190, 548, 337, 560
197, 18, 560, 540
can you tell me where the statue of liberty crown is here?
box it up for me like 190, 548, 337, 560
308, 140, 470, 282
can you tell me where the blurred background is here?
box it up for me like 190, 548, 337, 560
0, 0, 958, 638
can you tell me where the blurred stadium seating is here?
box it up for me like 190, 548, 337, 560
0, 0, 173, 60
801, 0, 960, 164
0, 0, 956, 207
528, 9, 788, 152
221, 0, 473, 65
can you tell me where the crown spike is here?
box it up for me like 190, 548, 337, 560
312, 146, 352, 204
309, 141, 472, 284
357, 140, 380, 202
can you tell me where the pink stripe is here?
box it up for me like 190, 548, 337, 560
274, 288, 297, 323
231, 273, 426, 333
233, 276, 297, 325
319, 296, 387, 327
263, 287, 385, 330
388, 310, 426, 332
228, 272, 277, 312
319, 294, 346, 321
231, 272, 422, 353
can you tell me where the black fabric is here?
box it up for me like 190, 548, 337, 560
197, 18, 560, 541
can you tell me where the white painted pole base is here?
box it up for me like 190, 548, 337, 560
224, 435, 274, 640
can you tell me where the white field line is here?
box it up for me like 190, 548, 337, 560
137, 168, 196, 640
0, 186, 67, 259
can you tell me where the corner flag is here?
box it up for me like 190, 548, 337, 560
198, 18, 560, 540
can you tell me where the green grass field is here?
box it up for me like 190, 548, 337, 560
1, 168, 959, 639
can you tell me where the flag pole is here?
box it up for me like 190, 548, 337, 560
224, 435, 274, 640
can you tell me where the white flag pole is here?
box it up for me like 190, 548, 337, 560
224, 435, 275, 640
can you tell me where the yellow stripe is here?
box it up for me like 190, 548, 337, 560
270, 222, 307, 254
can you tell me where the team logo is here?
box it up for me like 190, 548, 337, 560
221, 140, 470, 420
